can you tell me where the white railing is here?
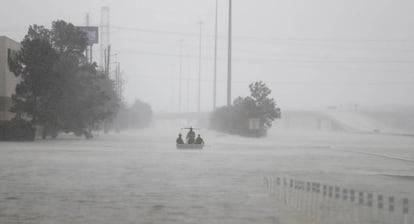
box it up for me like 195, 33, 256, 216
264, 176, 411, 224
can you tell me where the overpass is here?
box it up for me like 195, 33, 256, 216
155, 112, 211, 120
154, 110, 412, 135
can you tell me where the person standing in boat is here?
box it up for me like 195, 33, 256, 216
186, 127, 195, 144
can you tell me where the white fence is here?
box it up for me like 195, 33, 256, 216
264, 177, 411, 224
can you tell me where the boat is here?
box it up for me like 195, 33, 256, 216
176, 143, 204, 150
176, 127, 205, 150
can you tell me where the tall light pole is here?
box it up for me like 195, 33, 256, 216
213, 0, 218, 110
100, 6, 110, 69
227, 0, 232, 106
178, 39, 183, 113
197, 21, 203, 113
85, 13, 90, 62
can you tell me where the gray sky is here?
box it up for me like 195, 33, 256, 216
1, 0, 414, 112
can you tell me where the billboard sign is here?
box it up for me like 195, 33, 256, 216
77, 26, 99, 45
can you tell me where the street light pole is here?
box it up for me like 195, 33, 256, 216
198, 21, 203, 113
179, 39, 183, 113
85, 13, 90, 62
213, 0, 218, 110
227, 0, 232, 106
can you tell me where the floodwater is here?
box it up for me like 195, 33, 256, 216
0, 124, 413, 224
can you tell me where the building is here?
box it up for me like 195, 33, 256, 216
0, 36, 20, 121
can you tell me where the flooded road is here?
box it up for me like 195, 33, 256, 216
1, 126, 413, 223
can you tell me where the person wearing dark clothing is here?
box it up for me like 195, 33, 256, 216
176, 134, 184, 144
186, 127, 195, 144
187, 136, 195, 144
195, 134, 204, 144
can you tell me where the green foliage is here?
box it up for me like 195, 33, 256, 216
8, 20, 119, 139
210, 81, 281, 137
9, 31, 59, 126
247, 81, 281, 129
50, 20, 88, 56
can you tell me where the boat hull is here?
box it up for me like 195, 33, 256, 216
176, 144, 204, 150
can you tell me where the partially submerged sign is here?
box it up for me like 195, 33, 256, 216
77, 26, 99, 45
248, 118, 261, 130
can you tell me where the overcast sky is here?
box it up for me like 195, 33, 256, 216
1, 0, 414, 112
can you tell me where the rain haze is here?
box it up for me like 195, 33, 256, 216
0, 0, 414, 224
2, 0, 414, 111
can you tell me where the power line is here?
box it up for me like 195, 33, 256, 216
4, 26, 414, 44
104, 35, 414, 62
103, 49, 414, 65
111, 25, 414, 44
109, 35, 414, 52
130, 74, 414, 86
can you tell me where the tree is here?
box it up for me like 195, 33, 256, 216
8, 25, 59, 132
9, 20, 119, 139
247, 81, 281, 129
210, 81, 281, 137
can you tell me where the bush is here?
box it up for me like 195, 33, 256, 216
210, 105, 268, 137
210, 81, 281, 137
0, 119, 35, 141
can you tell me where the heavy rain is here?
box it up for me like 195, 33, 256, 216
1, 1, 413, 223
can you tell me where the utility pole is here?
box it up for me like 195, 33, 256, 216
213, 0, 218, 110
186, 73, 190, 112
85, 13, 90, 62
179, 39, 183, 113
115, 62, 121, 98
106, 45, 111, 77
197, 21, 203, 113
227, 0, 232, 106
100, 6, 110, 68
115, 62, 118, 95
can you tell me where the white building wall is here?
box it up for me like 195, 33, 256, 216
0, 36, 20, 121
